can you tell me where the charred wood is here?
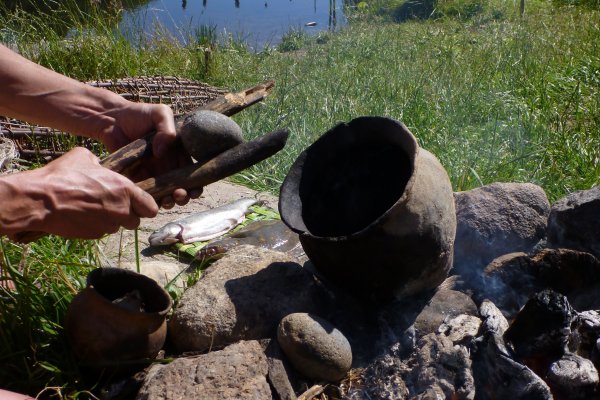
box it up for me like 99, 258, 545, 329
504, 289, 573, 375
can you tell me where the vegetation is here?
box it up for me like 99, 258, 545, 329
0, 0, 598, 397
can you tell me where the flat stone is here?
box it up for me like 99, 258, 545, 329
277, 313, 352, 382
136, 340, 271, 400
453, 182, 550, 283
547, 186, 600, 260
414, 288, 477, 338
483, 248, 600, 316
169, 245, 331, 353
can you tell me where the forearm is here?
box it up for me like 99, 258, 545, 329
0, 44, 128, 140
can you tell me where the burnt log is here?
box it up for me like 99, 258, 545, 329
504, 290, 574, 376
472, 299, 552, 400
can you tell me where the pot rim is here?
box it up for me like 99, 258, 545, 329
279, 116, 420, 241
85, 267, 173, 316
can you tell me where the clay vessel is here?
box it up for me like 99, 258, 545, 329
279, 117, 456, 303
66, 267, 172, 366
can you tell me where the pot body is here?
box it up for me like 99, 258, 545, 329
66, 267, 172, 366
279, 117, 456, 303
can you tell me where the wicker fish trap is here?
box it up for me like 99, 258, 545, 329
0, 76, 226, 162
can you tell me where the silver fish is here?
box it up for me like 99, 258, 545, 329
148, 198, 259, 246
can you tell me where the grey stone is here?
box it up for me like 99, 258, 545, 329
438, 314, 482, 345
546, 353, 599, 400
136, 340, 271, 400
179, 110, 244, 164
453, 182, 550, 282
548, 186, 600, 260
478, 299, 509, 335
414, 288, 477, 338
570, 310, 600, 361
169, 245, 330, 352
277, 313, 352, 382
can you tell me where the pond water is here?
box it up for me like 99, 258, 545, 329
120, 0, 348, 49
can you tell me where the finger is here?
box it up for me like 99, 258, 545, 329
130, 186, 159, 218
122, 214, 141, 230
151, 104, 177, 158
173, 188, 189, 206
160, 196, 175, 209
189, 188, 204, 199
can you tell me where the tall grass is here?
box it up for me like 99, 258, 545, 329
213, 4, 599, 200
0, 237, 96, 396
0, 0, 598, 396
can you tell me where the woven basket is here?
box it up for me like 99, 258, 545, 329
0, 76, 226, 163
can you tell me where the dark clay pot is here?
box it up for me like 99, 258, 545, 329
279, 117, 456, 303
66, 267, 172, 366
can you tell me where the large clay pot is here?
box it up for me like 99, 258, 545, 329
279, 117, 456, 303
66, 267, 172, 367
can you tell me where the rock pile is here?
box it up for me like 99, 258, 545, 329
95, 182, 599, 399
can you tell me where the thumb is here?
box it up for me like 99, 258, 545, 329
129, 185, 159, 218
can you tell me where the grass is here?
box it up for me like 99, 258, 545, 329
0, 0, 598, 397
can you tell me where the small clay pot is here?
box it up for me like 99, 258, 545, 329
279, 117, 456, 303
66, 267, 172, 367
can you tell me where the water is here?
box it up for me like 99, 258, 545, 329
120, 0, 347, 49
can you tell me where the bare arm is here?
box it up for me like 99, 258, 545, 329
0, 44, 198, 201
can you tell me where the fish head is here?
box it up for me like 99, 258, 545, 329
148, 223, 183, 246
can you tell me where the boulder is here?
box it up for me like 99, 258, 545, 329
453, 182, 550, 282
169, 245, 331, 352
136, 340, 271, 400
547, 186, 600, 260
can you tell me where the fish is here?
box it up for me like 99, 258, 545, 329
148, 198, 259, 246
195, 219, 302, 261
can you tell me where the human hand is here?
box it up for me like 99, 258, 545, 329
95, 100, 203, 208
3, 147, 158, 240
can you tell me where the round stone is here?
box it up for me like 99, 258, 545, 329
277, 312, 352, 382
179, 110, 243, 164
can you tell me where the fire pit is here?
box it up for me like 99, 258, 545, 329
279, 116, 456, 303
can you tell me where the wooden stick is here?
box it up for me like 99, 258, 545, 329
297, 385, 325, 400
138, 129, 288, 200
